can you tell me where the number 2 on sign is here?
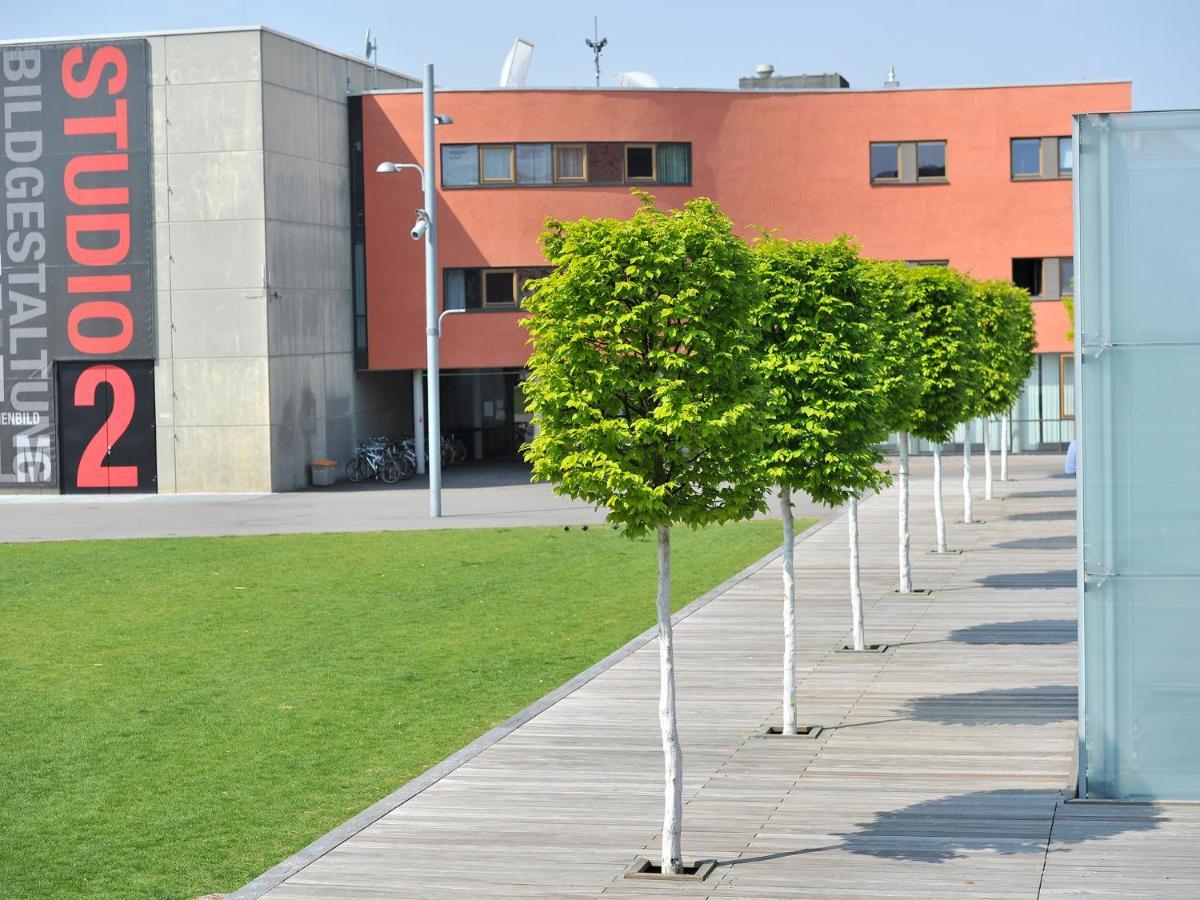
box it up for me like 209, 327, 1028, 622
74, 365, 138, 489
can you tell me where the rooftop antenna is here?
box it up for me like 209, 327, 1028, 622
365, 28, 378, 89
499, 37, 535, 87
884, 64, 900, 89
584, 16, 607, 88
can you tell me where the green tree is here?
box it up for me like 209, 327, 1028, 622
861, 260, 925, 593
521, 195, 767, 875
894, 266, 980, 554
754, 236, 891, 725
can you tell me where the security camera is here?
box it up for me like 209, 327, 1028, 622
410, 216, 429, 241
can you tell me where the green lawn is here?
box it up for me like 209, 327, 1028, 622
0, 520, 805, 899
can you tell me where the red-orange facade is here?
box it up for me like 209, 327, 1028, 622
358, 81, 1130, 373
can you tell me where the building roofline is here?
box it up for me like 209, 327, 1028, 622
358, 77, 1132, 97
0, 24, 417, 82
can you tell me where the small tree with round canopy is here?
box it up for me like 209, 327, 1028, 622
754, 236, 892, 723
521, 194, 768, 876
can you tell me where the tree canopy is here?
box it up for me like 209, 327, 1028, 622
972, 280, 1037, 417
861, 259, 925, 434
520, 195, 768, 536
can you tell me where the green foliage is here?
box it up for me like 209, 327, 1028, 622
861, 259, 925, 433
521, 195, 769, 536
0, 523, 795, 899
753, 236, 893, 506
973, 280, 1037, 417
900, 266, 982, 442
1063, 293, 1075, 343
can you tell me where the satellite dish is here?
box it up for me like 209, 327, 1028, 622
364, 28, 375, 60
613, 71, 661, 88
499, 38, 534, 87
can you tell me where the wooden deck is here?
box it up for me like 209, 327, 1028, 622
244, 455, 1200, 898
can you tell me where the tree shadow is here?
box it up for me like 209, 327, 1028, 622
1006, 509, 1076, 522
994, 535, 1076, 551
949, 620, 1075, 645
834, 789, 1163, 863
1005, 489, 1076, 499
977, 570, 1076, 589
903, 685, 1076, 726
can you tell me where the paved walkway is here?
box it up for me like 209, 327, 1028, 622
230, 454, 1198, 898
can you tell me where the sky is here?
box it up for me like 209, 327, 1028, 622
6, 0, 1199, 110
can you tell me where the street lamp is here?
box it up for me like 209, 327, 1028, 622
375, 63, 453, 518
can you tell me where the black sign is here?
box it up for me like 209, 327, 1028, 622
1, 39, 155, 491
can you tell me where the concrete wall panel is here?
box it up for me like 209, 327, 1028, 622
264, 151, 321, 225
165, 81, 263, 153
169, 219, 266, 291
262, 83, 320, 160
171, 289, 269, 358
164, 30, 262, 85
262, 30, 318, 96
168, 150, 266, 222
266, 289, 325, 357
317, 98, 349, 165
173, 425, 273, 493
172, 357, 270, 427
318, 163, 350, 228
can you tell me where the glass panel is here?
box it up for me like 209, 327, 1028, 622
870, 142, 899, 180
1059, 257, 1075, 296
658, 143, 691, 184
1059, 136, 1073, 175
625, 145, 655, 180
445, 269, 466, 310
516, 144, 552, 184
1012, 257, 1043, 296
1059, 353, 1075, 419
441, 144, 479, 186
1011, 138, 1041, 176
917, 141, 946, 178
554, 145, 586, 181
481, 145, 514, 182
483, 271, 516, 306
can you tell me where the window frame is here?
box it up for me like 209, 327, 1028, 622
482, 268, 519, 308
624, 143, 658, 182
915, 140, 947, 182
1010, 137, 1044, 180
1012, 257, 1045, 298
1059, 352, 1076, 420
479, 144, 516, 184
553, 144, 588, 183
869, 141, 901, 183
1057, 136, 1073, 178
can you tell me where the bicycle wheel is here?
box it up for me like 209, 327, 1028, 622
346, 456, 368, 483
397, 452, 416, 480
380, 459, 401, 484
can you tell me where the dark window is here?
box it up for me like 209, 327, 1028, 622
870, 142, 900, 181
625, 144, 656, 180
483, 270, 518, 307
917, 141, 946, 179
1058, 137, 1073, 175
1012, 258, 1043, 296
1059, 257, 1074, 296
1011, 138, 1042, 177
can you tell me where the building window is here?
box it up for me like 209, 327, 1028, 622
516, 144, 553, 184
1060, 256, 1074, 296
480, 145, 515, 183
1012, 257, 1043, 296
1059, 353, 1075, 420
1011, 138, 1042, 177
1058, 137, 1073, 175
442, 144, 480, 186
916, 141, 946, 179
483, 270, 518, 307
553, 144, 587, 182
658, 142, 691, 184
445, 267, 552, 311
906, 259, 949, 268
625, 144, 656, 181
870, 142, 900, 181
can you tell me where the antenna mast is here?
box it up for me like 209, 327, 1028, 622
584, 16, 607, 88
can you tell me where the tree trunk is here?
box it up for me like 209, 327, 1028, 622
849, 495, 865, 650
933, 443, 948, 553
898, 431, 912, 592
780, 486, 797, 734
984, 417, 993, 500
654, 525, 683, 875
1000, 411, 1010, 482
962, 423, 973, 524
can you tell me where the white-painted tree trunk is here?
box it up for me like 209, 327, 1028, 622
654, 525, 683, 874
1000, 411, 1010, 481
780, 486, 797, 734
962, 423, 973, 524
848, 495, 865, 650
984, 417, 994, 500
933, 443, 947, 553
898, 432, 912, 592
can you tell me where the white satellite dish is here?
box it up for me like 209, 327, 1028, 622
364, 28, 375, 60
613, 71, 661, 88
499, 38, 534, 88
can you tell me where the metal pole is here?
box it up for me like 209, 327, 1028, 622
423, 63, 442, 517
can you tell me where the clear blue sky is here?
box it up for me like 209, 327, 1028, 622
8, 0, 1198, 109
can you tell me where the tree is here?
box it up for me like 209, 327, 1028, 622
521, 195, 767, 875
974, 280, 1036, 496
754, 236, 891, 720
860, 261, 924, 593
897, 266, 980, 554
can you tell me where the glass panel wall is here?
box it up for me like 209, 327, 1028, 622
1078, 110, 1200, 799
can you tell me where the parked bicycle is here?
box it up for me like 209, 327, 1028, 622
346, 434, 417, 484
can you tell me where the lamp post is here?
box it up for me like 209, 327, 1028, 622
376, 63, 453, 517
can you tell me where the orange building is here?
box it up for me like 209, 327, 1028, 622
352, 77, 1131, 457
